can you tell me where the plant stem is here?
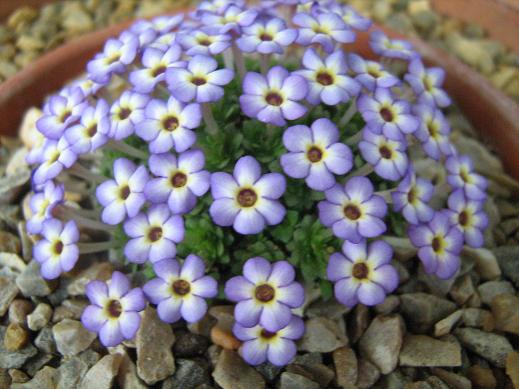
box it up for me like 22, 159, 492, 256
345, 130, 364, 147
78, 241, 118, 255
223, 48, 234, 70
260, 54, 270, 75
339, 101, 357, 127
347, 164, 374, 179
232, 43, 246, 80
68, 164, 106, 184
202, 103, 219, 135
375, 189, 395, 203
106, 140, 147, 160
55, 205, 114, 232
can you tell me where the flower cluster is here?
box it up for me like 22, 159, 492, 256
26, 0, 488, 367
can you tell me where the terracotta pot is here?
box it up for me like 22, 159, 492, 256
0, 13, 518, 181
430, 0, 519, 52
0, 0, 55, 22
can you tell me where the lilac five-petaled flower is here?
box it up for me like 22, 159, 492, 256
446, 189, 488, 248
96, 158, 148, 225
357, 88, 418, 141
412, 104, 452, 161
33, 219, 79, 280
392, 169, 434, 225
210, 156, 286, 235
295, 48, 359, 106
369, 30, 417, 61
145, 150, 210, 214
347, 53, 400, 91
405, 58, 451, 108
281, 118, 353, 191
143, 255, 218, 323
137, 96, 201, 153
123, 204, 184, 264
240, 66, 308, 126
234, 315, 304, 366
446, 155, 487, 201
327, 240, 399, 307
408, 211, 463, 279
318, 176, 387, 243
225, 257, 305, 332
81, 271, 146, 347
65, 99, 110, 154
177, 27, 232, 56
109, 91, 149, 141
293, 11, 355, 53
237, 17, 297, 54
201, 4, 258, 34
166, 55, 234, 103
32, 138, 77, 185
27, 180, 64, 234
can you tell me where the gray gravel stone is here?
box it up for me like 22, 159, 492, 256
212, 349, 265, 389
34, 326, 56, 354
400, 293, 457, 333
16, 261, 54, 297
27, 303, 52, 331
0, 277, 19, 317
79, 354, 122, 389
0, 326, 37, 369
299, 317, 348, 353
279, 372, 319, 389
399, 335, 462, 367
162, 358, 210, 389
492, 246, 519, 287
11, 366, 57, 389
477, 280, 515, 306
454, 328, 513, 367
52, 319, 96, 356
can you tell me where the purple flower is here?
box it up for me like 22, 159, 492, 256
236, 18, 297, 54
408, 211, 464, 279
149, 32, 178, 51
412, 104, 452, 161
177, 27, 232, 56
369, 30, 417, 61
129, 44, 185, 94
359, 128, 409, 181
210, 156, 286, 235
318, 176, 387, 243
357, 88, 419, 140
87, 33, 139, 84
405, 58, 451, 108
225, 257, 304, 332
392, 170, 434, 224
81, 271, 146, 347
147, 14, 184, 34
166, 55, 234, 103
240, 66, 308, 126
123, 204, 185, 264
330, 4, 372, 31
65, 99, 110, 154
109, 91, 149, 141
37, 87, 87, 140
293, 11, 355, 53
70, 77, 103, 97
234, 315, 304, 366
33, 219, 79, 279
145, 150, 210, 214
27, 180, 64, 234
96, 158, 149, 225
137, 97, 201, 153
280, 118, 353, 191
347, 53, 400, 91
327, 240, 399, 307
446, 155, 487, 201
201, 4, 258, 34
446, 189, 488, 248
295, 48, 359, 105
143, 256, 217, 323
32, 138, 77, 185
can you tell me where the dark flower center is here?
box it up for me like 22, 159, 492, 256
237, 189, 258, 208
367, 68, 381, 78
118, 107, 132, 120
260, 33, 273, 41
460, 170, 470, 183
427, 121, 439, 137
316, 71, 334, 86
423, 76, 433, 91
162, 116, 179, 131
191, 76, 207, 86
380, 107, 394, 122
119, 185, 131, 200
344, 204, 361, 220
152, 65, 167, 77
266, 92, 283, 106
459, 211, 469, 226
352, 262, 369, 280
107, 54, 121, 65
379, 145, 392, 159
171, 172, 187, 188
172, 279, 191, 296
407, 187, 417, 203
49, 152, 60, 164
87, 124, 97, 137
307, 146, 323, 163
432, 236, 442, 252
107, 299, 122, 318
255, 284, 275, 302
198, 38, 212, 46
53, 241, 64, 255
260, 329, 277, 339
148, 227, 163, 242
60, 110, 72, 124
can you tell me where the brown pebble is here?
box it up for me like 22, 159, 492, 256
506, 352, 519, 389
467, 365, 496, 389
4, 323, 29, 351
8, 299, 33, 326
210, 325, 241, 350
